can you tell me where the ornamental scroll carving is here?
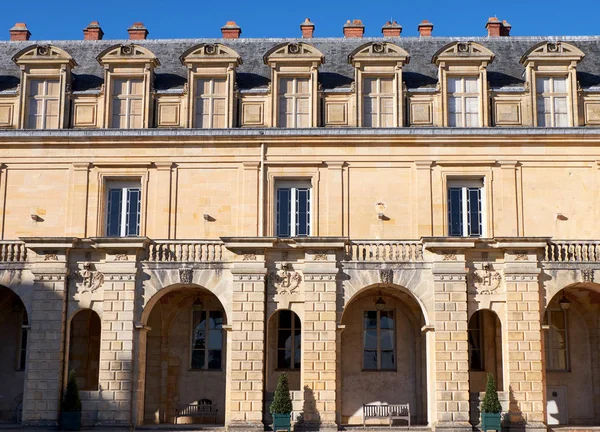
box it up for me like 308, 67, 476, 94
379, 269, 394, 284
268, 263, 302, 295
179, 268, 193, 284
74, 262, 104, 293
582, 267, 594, 283
468, 263, 502, 295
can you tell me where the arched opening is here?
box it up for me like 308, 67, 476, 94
340, 285, 427, 426
545, 284, 600, 426
143, 286, 227, 425
0, 286, 27, 424
68, 309, 101, 391
467, 309, 504, 426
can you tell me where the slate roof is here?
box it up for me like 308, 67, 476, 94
1, 36, 600, 93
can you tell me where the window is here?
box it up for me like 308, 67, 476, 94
106, 181, 141, 237
277, 310, 301, 370
545, 310, 568, 371
448, 77, 479, 127
536, 76, 568, 127
278, 77, 310, 127
276, 181, 311, 237
27, 79, 60, 129
363, 310, 395, 370
111, 78, 144, 128
448, 179, 484, 237
191, 309, 223, 370
195, 78, 227, 128
468, 312, 484, 371
18, 310, 28, 371
363, 77, 394, 127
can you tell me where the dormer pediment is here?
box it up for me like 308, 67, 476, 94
263, 42, 324, 67
348, 42, 410, 66
520, 41, 584, 66
12, 44, 76, 69
432, 41, 495, 65
180, 43, 242, 68
97, 44, 160, 68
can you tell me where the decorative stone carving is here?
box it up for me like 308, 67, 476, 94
44, 253, 58, 261
74, 262, 104, 293
379, 269, 393, 284
515, 253, 529, 261
243, 253, 257, 261
114, 254, 128, 261
443, 253, 457, 261
582, 267, 594, 283
179, 267, 193, 284
268, 263, 302, 295
469, 263, 502, 294
314, 253, 328, 261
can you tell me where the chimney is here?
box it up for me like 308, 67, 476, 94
418, 20, 433, 37
83, 21, 104, 40
343, 19, 365, 38
9, 23, 31, 41
501, 20, 512, 36
382, 20, 402, 37
300, 18, 315, 38
128, 22, 148, 40
486, 17, 501, 37
221, 21, 241, 39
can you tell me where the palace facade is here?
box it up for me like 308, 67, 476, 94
0, 16, 599, 432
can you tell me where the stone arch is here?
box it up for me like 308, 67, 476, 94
520, 41, 585, 65
348, 41, 410, 64
467, 309, 504, 391
96, 43, 160, 66
12, 44, 76, 67
180, 43, 242, 66
266, 309, 302, 391
263, 42, 324, 65
67, 309, 101, 391
432, 41, 495, 64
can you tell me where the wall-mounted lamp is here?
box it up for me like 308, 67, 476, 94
555, 213, 568, 221
558, 295, 571, 311
203, 214, 215, 222
375, 295, 386, 311
30, 214, 42, 222
192, 297, 204, 312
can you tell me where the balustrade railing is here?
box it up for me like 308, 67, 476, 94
345, 240, 423, 262
147, 241, 228, 262
545, 241, 600, 262
0, 241, 27, 262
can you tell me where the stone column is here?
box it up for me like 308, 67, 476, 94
21, 238, 77, 426
426, 239, 472, 432
502, 245, 546, 432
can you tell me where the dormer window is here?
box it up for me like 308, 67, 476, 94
348, 42, 410, 128
264, 43, 324, 128
27, 79, 60, 129
520, 42, 584, 127
180, 44, 241, 128
432, 42, 495, 127
111, 78, 144, 128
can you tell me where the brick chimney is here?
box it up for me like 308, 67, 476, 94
343, 19, 365, 38
382, 21, 402, 37
486, 17, 511, 37
300, 18, 315, 38
221, 21, 241, 39
9, 23, 31, 41
418, 20, 433, 37
128, 22, 148, 40
83, 21, 104, 40
501, 20, 512, 36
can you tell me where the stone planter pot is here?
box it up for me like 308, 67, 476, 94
60, 411, 81, 431
272, 412, 291, 432
481, 412, 502, 432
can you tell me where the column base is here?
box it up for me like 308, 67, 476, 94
435, 421, 473, 432
227, 421, 264, 431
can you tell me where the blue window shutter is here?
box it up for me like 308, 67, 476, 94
467, 187, 482, 237
107, 188, 123, 237
295, 188, 310, 236
126, 188, 141, 236
448, 187, 463, 237
276, 188, 292, 237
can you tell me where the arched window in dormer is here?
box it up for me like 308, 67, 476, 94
180, 44, 242, 128
12, 45, 76, 129
348, 42, 410, 127
96, 44, 160, 129
432, 42, 495, 127
520, 41, 584, 127
263, 43, 324, 128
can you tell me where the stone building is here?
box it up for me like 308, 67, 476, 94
0, 16, 598, 432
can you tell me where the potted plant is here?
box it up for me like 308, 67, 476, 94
270, 373, 293, 432
480, 373, 502, 432
60, 370, 82, 431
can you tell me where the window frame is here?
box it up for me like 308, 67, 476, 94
104, 179, 142, 237
109, 76, 145, 129
362, 309, 396, 372
190, 308, 224, 371
274, 179, 312, 238
545, 309, 570, 372
534, 75, 570, 128
276, 310, 301, 371
25, 77, 61, 130
17, 309, 29, 371
446, 178, 486, 238
468, 311, 485, 371
446, 75, 481, 128
361, 75, 396, 128
193, 77, 228, 129
276, 75, 312, 128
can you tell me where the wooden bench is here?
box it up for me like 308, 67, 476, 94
363, 403, 410, 428
174, 399, 217, 424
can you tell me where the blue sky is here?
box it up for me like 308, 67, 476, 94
2, 0, 600, 40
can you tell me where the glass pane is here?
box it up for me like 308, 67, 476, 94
279, 310, 292, 328
381, 351, 395, 369
464, 78, 478, 93
380, 311, 394, 329
448, 187, 463, 236
553, 77, 567, 93
107, 188, 122, 236
130, 79, 144, 96
29, 79, 44, 96
46, 80, 60, 96
125, 188, 141, 236
448, 77, 460, 93
294, 313, 301, 328
297, 78, 310, 94
112, 79, 126, 96
213, 79, 227, 94
467, 187, 482, 237
380, 330, 394, 350
276, 188, 292, 237
294, 331, 301, 350
207, 350, 222, 369
209, 311, 223, 329
191, 350, 205, 370
294, 347, 301, 369
278, 329, 292, 349
364, 329, 377, 350
536, 77, 551, 94
363, 78, 377, 94
278, 349, 292, 369
280, 78, 294, 94
551, 311, 566, 329
364, 351, 377, 370
554, 97, 568, 114
296, 188, 310, 236
364, 311, 377, 329
380, 78, 393, 94
207, 330, 222, 350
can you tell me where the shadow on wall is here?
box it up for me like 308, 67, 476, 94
505, 386, 524, 428
294, 386, 320, 432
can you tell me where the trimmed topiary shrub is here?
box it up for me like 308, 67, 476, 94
270, 373, 293, 414
62, 370, 82, 413
481, 373, 502, 414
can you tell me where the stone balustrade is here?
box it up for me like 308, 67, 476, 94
545, 240, 600, 262
147, 240, 228, 262
0, 241, 27, 262
344, 240, 423, 262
